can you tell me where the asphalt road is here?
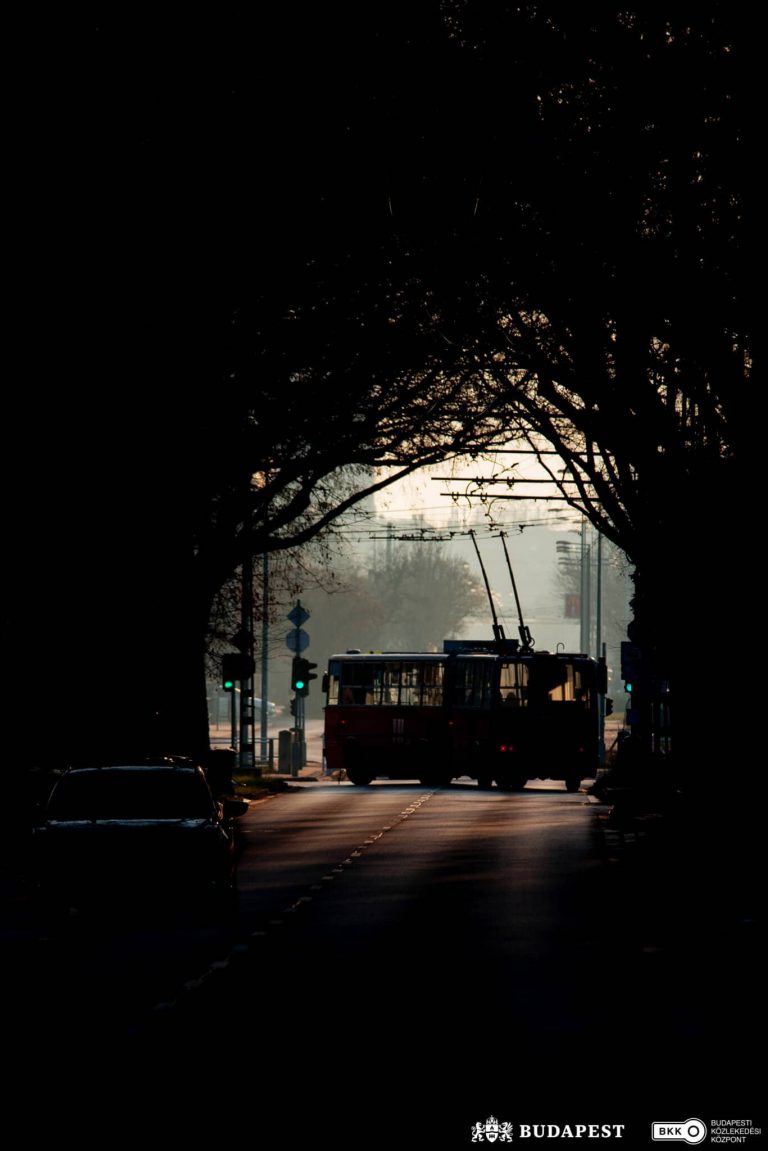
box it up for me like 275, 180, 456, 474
226, 784, 699, 1095
3, 778, 761, 1141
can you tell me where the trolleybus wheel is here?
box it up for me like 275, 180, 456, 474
498, 774, 527, 791
476, 774, 493, 790
565, 776, 581, 792
347, 768, 374, 786
419, 772, 453, 787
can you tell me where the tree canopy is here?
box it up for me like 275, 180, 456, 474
5, 5, 755, 771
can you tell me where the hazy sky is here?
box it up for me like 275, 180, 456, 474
367, 452, 591, 652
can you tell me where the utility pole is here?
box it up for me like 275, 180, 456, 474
239, 552, 256, 774
595, 530, 602, 662
259, 552, 269, 760
595, 531, 606, 767
580, 519, 591, 655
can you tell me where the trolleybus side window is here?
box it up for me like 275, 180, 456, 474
362, 662, 385, 705
378, 659, 445, 706
328, 657, 446, 708
332, 660, 384, 706
568, 663, 593, 706
327, 661, 342, 705
398, 661, 419, 706
526, 659, 593, 704
382, 661, 402, 705
500, 660, 529, 707
542, 662, 593, 704
452, 658, 494, 708
544, 663, 574, 702
421, 660, 444, 707
399, 659, 445, 707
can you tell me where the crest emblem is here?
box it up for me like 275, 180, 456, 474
471, 1116, 513, 1143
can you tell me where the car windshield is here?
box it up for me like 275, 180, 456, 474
46, 769, 215, 821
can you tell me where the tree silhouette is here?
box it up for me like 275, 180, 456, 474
5, 7, 755, 777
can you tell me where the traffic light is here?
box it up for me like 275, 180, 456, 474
291, 656, 308, 694
291, 657, 318, 696
222, 653, 256, 692
620, 641, 641, 683
289, 698, 297, 717
222, 654, 237, 692
304, 660, 318, 692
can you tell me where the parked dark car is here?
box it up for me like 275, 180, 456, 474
32, 761, 249, 916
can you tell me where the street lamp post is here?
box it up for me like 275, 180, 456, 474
558, 525, 610, 770
580, 519, 591, 654
260, 551, 269, 760
239, 552, 255, 775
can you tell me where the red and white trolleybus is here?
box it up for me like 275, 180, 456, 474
323, 652, 452, 786
322, 642, 605, 791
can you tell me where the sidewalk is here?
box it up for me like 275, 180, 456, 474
587, 777, 762, 1010
230, 757, 333, 801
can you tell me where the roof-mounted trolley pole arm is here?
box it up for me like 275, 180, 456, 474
500, 531, 534, 653
469, 529, 506, 644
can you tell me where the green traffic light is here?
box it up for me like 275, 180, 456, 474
223, 678, 235, 691
295, 679, 305, 690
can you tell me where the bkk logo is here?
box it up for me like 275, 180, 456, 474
652, 1119, 763, 1145
651, 1120, 707, 1145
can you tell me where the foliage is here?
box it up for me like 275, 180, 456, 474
5, 6, 754, 770
295, 542, 489, 714
366, 544, 488, 651
195, 6, 754, 658
460, 8, 753, 563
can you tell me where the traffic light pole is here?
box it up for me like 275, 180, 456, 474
287, 601, 318, 772
293, 689, 305, 774
259, 551, 269, 761
291, 644, 306, 773
222, 651, 256, 759
596, 533, 605, 767
239, 551, 256, 776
